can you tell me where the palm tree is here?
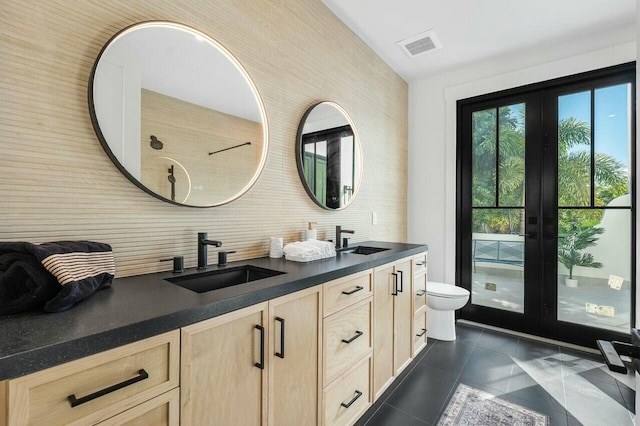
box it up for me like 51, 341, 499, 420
471, 107, 628, 233
557, 117, 627, 209
557, 222, 604, 281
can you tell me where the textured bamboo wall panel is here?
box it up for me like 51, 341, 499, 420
0, 0, 408, 277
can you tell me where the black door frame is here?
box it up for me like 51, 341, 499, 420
456, 62, 636, 348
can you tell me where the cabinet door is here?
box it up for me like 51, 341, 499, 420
181, 303, 268, 426
373, 264, 394, 399
393, 259, 413, 375
268, 286, 321, 426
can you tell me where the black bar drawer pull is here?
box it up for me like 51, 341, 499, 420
391, 273, 398, 296
341, 390, 363, 408
342, 286, 364, 295
275, 317, 285, 359
398, 270, 403, 293
67, 369, 149, 407
416, 261, 427, 266
416, 328, 427, 337
342, 330, 363, 344
255, 325, 265, 369
416, 290, 427, 297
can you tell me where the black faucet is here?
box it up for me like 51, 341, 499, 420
197, 232, 222, 270
335, 226, 355, 250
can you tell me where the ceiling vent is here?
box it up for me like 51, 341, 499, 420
397, 29, 442, 58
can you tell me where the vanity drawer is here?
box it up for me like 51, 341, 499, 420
323, 355, 371, 426
324, 270, 373, 317
97, 388, 179, 426
324, 298, 372, 385
413, 252, 428, 276
413, 272, 427, 313
6, 331, 179, 426
413, 308, 428, 356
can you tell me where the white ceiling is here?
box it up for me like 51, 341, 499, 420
322, 0, 636, 82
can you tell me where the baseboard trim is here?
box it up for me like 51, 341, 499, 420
457, 319, 600, 355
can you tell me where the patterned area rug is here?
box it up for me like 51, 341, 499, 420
437, 384, 549, 426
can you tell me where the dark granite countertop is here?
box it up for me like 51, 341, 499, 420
0, 241, 426, 381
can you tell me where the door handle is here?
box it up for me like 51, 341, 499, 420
255, 325, 265, 369
391, 273, 398, 296
543, 217, 556, 240
275, 317, 285, 359
68, 369, 149, 407
341, 330, 363, 344
519, 232, 537, 239
340, 390, 363, 408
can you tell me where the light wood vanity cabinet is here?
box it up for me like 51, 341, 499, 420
372, 257, 413, 399
0, 250, 429, 426
180, 285, 322, 426
1, 331, 180, 426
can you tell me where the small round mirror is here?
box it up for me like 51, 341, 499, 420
296, 102, 362, 210
89, 21, 268, 207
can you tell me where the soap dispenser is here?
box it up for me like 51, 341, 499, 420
304, 222, 317, 241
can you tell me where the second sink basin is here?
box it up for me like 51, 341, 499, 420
338, 246, 390, 255
166, 265, 285, 293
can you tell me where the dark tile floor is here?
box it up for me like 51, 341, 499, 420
356, 323, 635, 426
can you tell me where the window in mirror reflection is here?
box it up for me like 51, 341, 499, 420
302, 125, 355, 209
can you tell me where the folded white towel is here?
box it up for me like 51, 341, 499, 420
283, 240, 336, 262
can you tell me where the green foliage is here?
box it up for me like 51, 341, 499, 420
557, 222, 604, 279
471, 105, 628, 234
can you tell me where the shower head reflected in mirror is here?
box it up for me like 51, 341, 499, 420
150, 135, 164, 150
168, 165, 176, 201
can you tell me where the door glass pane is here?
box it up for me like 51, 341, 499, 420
557, 209, 631, 333
472, 108, 496, 207
471, 208, 525, 313
558, 91, 591, 207
498, 104, 525, 207
594, 84, 631, 206
340, 135, 354, 205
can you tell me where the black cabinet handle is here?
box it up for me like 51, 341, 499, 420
342, 286, 364, 295
255, 325, 265, 369
275, 317, 285, 359
67, 369, 149, 407
391, 273, 398, 296
340, 390, 363, 408
416, 290, 426, 297
341, 330, 363, 344
416, 328, 427, 337
398, 270, 404, 293
416, 261, 427, 266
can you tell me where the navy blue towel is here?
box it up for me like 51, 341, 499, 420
0, 241, 115, 313
0, 252, 59, 314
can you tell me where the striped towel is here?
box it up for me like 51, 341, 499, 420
0, 241, 115, 313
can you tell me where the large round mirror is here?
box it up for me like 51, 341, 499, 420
89, 21, 268, 207
296, 102, 362, 210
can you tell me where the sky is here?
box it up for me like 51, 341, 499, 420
558, 83, 631, 169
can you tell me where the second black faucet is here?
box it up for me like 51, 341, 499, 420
336, 225, 355, 250
197, 232, 222, 270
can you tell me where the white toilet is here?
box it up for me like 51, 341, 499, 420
426, 282, 470, 341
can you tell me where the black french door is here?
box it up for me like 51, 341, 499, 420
456, 63, 635, 347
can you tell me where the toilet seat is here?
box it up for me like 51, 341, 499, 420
427, 282, 469, 298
